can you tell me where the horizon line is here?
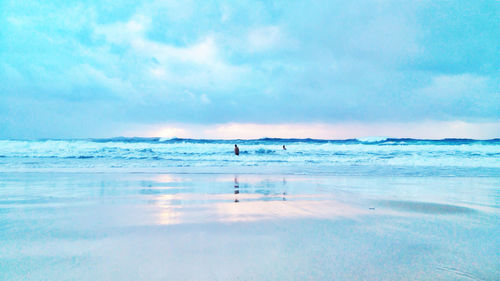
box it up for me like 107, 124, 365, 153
2, 137, 499, 142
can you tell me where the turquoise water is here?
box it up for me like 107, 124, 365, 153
0, 138, 499, 280
0, 138, 499, 176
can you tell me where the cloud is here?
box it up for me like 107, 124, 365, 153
412, 74, 499, 119
128, 121, 500, 140
417, 74, 488, 99
0, 0, 498, 138
93, 15, 151, 44
93, 15, 249, 93
67, 64, 137, 100
246, 26, 289, 52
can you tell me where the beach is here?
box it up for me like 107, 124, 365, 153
3, 0, 499, 279
1, 167, 498, 280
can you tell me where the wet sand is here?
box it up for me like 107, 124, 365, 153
0, 172, 498, 280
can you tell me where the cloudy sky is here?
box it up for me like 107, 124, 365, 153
1, 0, 499, 139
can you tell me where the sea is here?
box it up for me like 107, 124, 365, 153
1, 137, 499, 176
1, 137, 499, 280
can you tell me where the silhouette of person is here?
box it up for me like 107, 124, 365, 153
234, 144, 239, 156
282, 145, 286, 150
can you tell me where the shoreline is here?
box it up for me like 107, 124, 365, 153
1, 165, 499, 177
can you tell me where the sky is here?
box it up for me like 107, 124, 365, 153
0, 0, 499, 139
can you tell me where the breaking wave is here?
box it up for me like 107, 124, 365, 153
0, 138, 499, 174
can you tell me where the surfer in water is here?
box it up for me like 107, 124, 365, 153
283, 145, 286, 150
234, 144, 239, 156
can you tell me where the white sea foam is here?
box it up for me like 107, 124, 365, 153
356, 136, 389, 143
0, 139, 498, 174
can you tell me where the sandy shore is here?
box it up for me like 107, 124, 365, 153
0, 172, 498, 280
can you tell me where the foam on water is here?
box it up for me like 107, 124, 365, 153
0, 138, 499, 174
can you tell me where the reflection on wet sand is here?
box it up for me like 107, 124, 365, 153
282, 177, 287, 201
2, 172, 497, 280
151, 175, 370, 225
141, 174, 490, 226
156, 194, 182, 225
213, 200, 368, 223
234, 176, 239, 203
378, 200, 477, 214
154, 195, 368, 225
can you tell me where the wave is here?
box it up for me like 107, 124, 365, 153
0, 143, 498, 171
92, 137, 162, 143
81, 137, 500, 145
356, 136, 389, 143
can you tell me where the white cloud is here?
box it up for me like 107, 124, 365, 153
93, 15, 249, 93
68, 64, 137, 98
181, 90, 210, 104
247, 26, 288, 52
93, 15, 151, 45
95, 15, 214, 65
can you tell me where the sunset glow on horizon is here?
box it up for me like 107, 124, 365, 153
125, 121, 500, 140
1, 1, 498, 139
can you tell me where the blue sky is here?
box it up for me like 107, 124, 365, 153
0, 0, 499, 138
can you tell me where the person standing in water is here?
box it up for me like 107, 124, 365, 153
282, 145, 286, 150
234, 144, 239, 156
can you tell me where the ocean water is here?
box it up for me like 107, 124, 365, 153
1, 138, 499, 280
0, 138, 499, 175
